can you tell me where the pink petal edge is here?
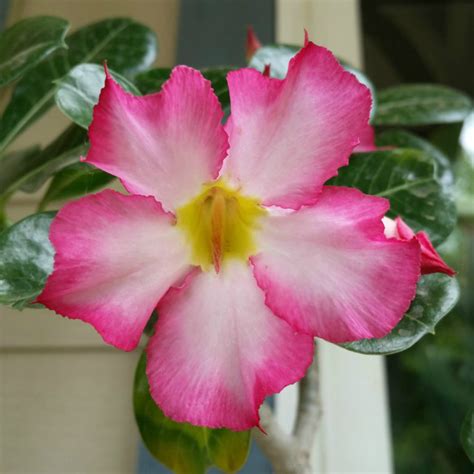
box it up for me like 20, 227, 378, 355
37, 190, 192, 351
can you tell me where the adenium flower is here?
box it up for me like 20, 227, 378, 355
38, 41, 422, 430
383, 216, 455, 276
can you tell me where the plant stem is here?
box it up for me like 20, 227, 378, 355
253, 342, 321, 474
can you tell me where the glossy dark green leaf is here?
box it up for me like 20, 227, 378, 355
0, 16, 69, 87
342, 274, 460, 355
329, 149, 457, 245
376, 129, 454, 187
0, 146, 41, 197
134, 352, 250, 474
373, 84, 472, 126
21, 125, 88, 193
454, 149, 474, 218
461, 408, 474, 463
200, 67, 234, 110
0, 212, 54, 308
135, 67, 234, 109
55, 64, 141, 128
39, 162, 114, 210
0, 125, 87, 199
135, 67, 171, 93
249, 44, 376, 119
0, 17, 157, 154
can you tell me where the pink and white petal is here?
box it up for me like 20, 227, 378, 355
223, 42, 371, 208
37, 190, 192, 351
84, 66, 228, 211
251, 186, 420, 342
146, 261, 314, 430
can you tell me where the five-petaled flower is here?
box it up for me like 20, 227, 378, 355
38, 40, 447, 431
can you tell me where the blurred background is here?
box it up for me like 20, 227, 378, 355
0, 0, 472, 473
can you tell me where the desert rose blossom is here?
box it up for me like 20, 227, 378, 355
38, 41, 421, 430
383, 216, 455, 276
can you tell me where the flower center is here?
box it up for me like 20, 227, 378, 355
176, 180, 266, 272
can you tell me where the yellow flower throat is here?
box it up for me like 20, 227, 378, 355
176, 181, 266, 272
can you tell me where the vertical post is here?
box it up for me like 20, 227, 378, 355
273, 1, 393, 472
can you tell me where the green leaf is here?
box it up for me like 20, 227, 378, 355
376, 129, 454, 187
135, 67, 234, 109
461, 408, 474, 463
0, 16, 69, 87
0, 125, 87, 199
248, 44, 376, 119
373, 84, 472, 126
39, 162, 114, 210
0, 212, 54, 308
342, 274, 460, 355
134, 352, 250, 474
454, 149, 474, 218
0, 17, 157, 155
134, 66, 171, 93
55, 63, 141, 128
329, 149, 457, 245
200, 67, 234, 110
0, 146, 42, 197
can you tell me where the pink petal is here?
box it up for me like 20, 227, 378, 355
84, 66, 228, 211
146, 261, 314, 430
415, 231, 455, 276
353, 123, 377, 152
223, 41, 371, 209
251, 186, 420, 342
37, 190, 192, 351
383, 216, 455, 276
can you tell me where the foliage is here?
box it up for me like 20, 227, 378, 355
373, 85, 472, 126
329, 149, 456, 246
55, 63, 141, 128
461, 409, 474, 463
0, 212, 54, 308
134, 352, 251, 474
0, 16, 69, 87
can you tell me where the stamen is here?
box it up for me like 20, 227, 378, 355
176, 180, 266, 271
210, 189, 226, 272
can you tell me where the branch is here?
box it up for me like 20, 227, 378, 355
252, 341, 321, 474
294, 344, 321, 452
252, 403, 297, 474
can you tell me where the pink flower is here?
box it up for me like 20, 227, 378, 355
38, 42, 421, 430
383, 216, 455, 276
